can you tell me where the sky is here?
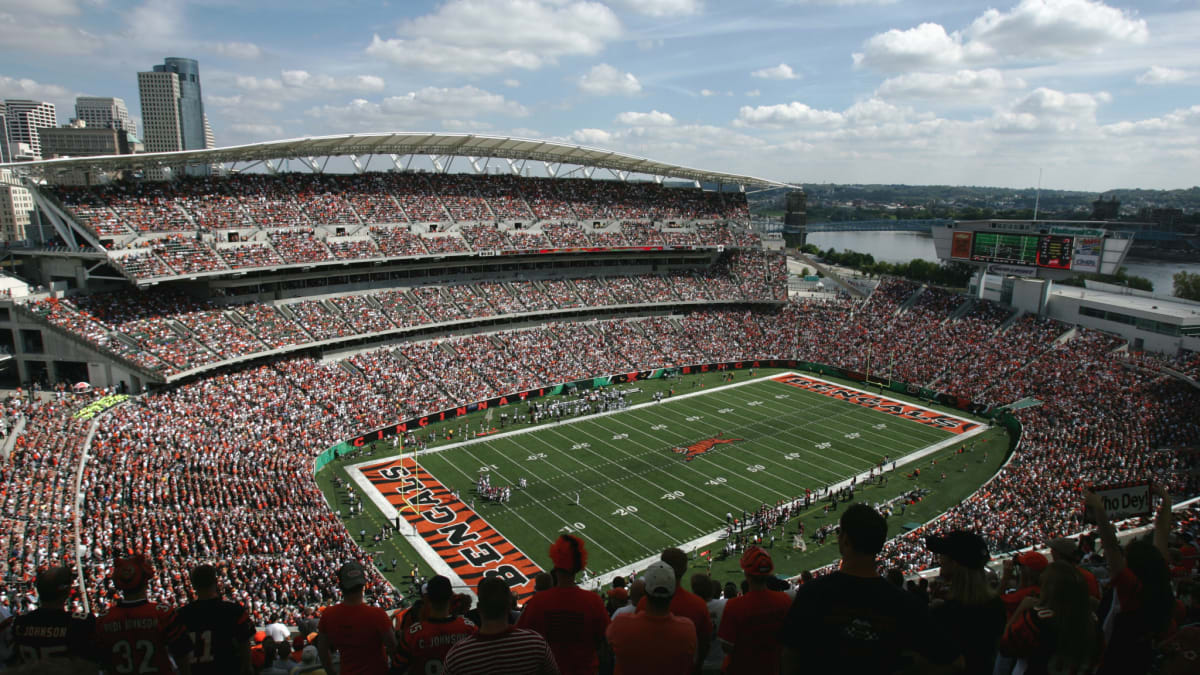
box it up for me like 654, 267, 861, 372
1, 0, 1199, 190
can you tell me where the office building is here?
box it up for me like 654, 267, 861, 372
3, 100, 57, 160
138, 57, 212, 177
74, 97, 136, 135
0, 170, 34, 242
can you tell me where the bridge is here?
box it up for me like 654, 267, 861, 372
801, 219, 951, 233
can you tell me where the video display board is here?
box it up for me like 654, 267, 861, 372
950, 231, 973, 260
1036, 235, 1074, 269
971, 232, 1040, 266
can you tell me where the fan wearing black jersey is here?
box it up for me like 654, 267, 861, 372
9, 567, 97, 672
179, 564, 254, 675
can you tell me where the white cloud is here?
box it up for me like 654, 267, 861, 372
746, 89, 761, 97
441, 119, 494, 131
854, 0, 1149, 72
0, 11, 103, 55
876, 69, 1027, 100
503, 79, 521, 88
578, 64, 642, 96
3, 0, 81, 15
570, 128, 613, 145
992, 87, 1110, 133
1103, 105, 1200, 136
606, 0, 703, 16
0, 75, 73, 103
230, 123, 284, 137
751, 63, 799, 80
782, 0, 896, 4
615, 110, 676, 126
366, 0, 621, 74
213, 41, 263, 60
1136, 66, 1192, 85
306, 86, 529, 130
699, 89, 717, 97
280, 70, 386, 93
734, 101, 845, 128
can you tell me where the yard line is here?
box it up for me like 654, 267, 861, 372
463, 440, 654, 560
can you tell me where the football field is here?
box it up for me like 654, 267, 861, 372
349, 372, 987, 598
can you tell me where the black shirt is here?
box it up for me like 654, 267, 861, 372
10, 607, 97, 666
178, 598, 255, 675
930, 596, 1006, 674
779, 572, 954, 673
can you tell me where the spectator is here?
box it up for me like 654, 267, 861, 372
690, 574, 725, 674
9, 567, 96, 671
999, 561, 1102, 674
317, 562, 396, 675
179, 564, 254, 675
94, 554, 193, 675
606, 560, 697, 675
1002, 552, 1048, 616
292, 645, 326, 675
717, 546, 791, 674
635, 548, 713, 671
611, 581, 644, 620
396, 575, 477, 674
779, 504, 953, 673
516, 535, 610, 675
444, 576, 558, 675
1047, 537, 1101, 601
925, 531, 1006, 674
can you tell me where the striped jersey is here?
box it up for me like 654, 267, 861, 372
444, 626, 558, 675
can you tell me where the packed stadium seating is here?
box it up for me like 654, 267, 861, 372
4, 269, 1199, 648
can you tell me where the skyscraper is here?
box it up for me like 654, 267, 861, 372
3, 100, 57, 160
75, 97, 136, 136
137, 57, 212, 176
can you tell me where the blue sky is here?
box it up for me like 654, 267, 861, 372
2, 0, 1199, 190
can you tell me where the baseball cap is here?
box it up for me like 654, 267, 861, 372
112, 555, 154, 591
1016, 551, 1049, 573
426, 575, 452, 603
740, 546, 774, 576
337, 562, 367, 591
1048, 538, 1080, 562
643, 560, 677, 599
926, 531, 990, 570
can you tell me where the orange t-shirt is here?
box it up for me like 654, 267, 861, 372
607, 611, 696, 675
717, 589, 792, 674
637, 587, 713, 645
318, 603, 392, 675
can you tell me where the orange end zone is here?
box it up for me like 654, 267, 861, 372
772, 374, 980, 435
360, 456, 541, 601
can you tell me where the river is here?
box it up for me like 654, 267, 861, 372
806, 230, 1198, 299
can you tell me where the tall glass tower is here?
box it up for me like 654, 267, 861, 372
152, 58, 207, 150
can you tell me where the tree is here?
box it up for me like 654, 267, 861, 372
1175, 271, 1200, 301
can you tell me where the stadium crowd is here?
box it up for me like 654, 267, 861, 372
3, 270, 1200, 673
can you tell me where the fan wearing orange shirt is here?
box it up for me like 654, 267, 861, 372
93, 554, 194, 675
317, 562, 397, 675
635, 548, 713, 672
718, 547, 792, 674
516, 534, 610, 675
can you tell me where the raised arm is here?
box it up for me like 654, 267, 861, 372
1084, 489, 1124, 579
1153, 484, 1172, 560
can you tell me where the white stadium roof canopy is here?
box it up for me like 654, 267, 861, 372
3, 131, 790, 189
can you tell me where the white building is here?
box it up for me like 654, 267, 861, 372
0, 170, 34, 242
136, 71, 183, 154
74, 96, 136, 136
3, 100, 57, 161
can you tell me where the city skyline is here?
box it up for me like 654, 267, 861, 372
0, 0, 1198, 190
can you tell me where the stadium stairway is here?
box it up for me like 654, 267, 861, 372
897, 285, 926, 314
0, 415, 25, 460
947, 297, 976, 321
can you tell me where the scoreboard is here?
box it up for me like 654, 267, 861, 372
956, 231, 1075, 270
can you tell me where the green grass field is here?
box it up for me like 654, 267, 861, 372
322, 370, 1009, 592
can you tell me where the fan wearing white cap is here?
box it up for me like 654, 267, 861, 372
606, 560, 697, 675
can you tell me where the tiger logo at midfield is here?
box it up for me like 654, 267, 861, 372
672, 436, 742, 462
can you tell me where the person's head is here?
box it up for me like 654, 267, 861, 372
548, 534, 588, 579
476, 576, 512, 622
627, 579, 646, 605
642, 560, 676, 612
1048, 537, 1081, 565
1125, 537, 1175, 634
800, 570, 813, 585
690, 573, 712, 601
533, 572, 553, 593
36, 567, 73, 607
740, 546, 774, 587
838, 504, 887, 560
336, 561, 367, 598
660, 548, 687, 581
723, 582, 738, 599
275, 641, 291, 661
1016, 552, 1048, 587
425, 575, 453, 613
112, 555, 154, 597
885, 568, 904, 588
612, 575, 626, 589
189, 564, 219, 597
301, 646, 318, 665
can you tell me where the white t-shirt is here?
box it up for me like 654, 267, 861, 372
611, 603, 637, 620
704, 598, 727, 668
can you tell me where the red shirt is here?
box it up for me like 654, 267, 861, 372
607, 612, 696, 675
637, 588, 713, 647
318, 603, 392, 675
717, 589, 792, 674
517, 586, 609, 675
94, 599, 192, 674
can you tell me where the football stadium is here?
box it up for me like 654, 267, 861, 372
2, 132, 1199, 672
